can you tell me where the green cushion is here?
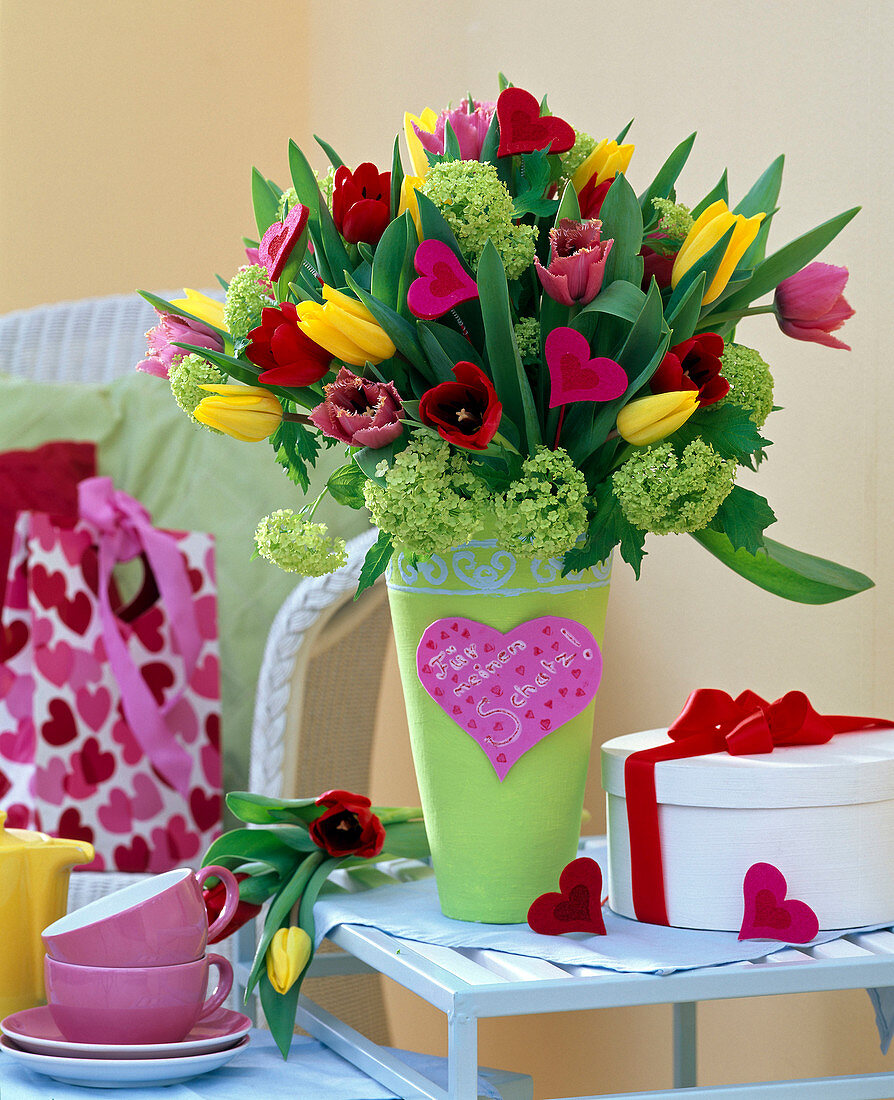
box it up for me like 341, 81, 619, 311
0, 372, 367, 794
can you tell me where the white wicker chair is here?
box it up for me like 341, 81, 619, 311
243, 528, 394, 1042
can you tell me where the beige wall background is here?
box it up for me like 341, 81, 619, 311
2, 0, 892, 1094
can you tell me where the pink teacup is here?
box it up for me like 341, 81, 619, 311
44, 952, 233, 1045
42, 865, 240, 967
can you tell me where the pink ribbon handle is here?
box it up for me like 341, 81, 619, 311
78, 478, 202, 797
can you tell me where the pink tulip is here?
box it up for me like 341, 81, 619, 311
136, 312, 224, 379
534, 219, 613, 306
309, 368, 405, 448
414, 100, 496, 163
774, 262, 855, 350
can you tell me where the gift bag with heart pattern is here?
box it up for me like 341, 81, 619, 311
0, 478, 222, 871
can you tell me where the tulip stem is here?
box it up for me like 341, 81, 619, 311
705, 305, 775, 326
283, 412, 313, 425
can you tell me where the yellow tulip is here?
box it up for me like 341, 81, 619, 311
571, 138, 635, 192
399, 175, 424, 240
265, 926, 312, 995
671, 200, 765, 305
194, 384, 283, 442
616, 390, 699, 446
169, 288, 227, 331
403, 108, 438, 179
296, 288, 396, 366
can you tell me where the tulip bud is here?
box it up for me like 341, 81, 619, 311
194, 385, 283, 442
398, 175, 424, 240
671, 200, 765, 305
168, 288, 227, 332
616, 391, 699, 446
404, 108, 438, 179
266, 926, 312, 995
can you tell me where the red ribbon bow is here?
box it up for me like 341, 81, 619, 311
624, 688, 891, 927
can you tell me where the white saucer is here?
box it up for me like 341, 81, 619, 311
1, 1004, 252, 1059
0, 1033, 249, 1088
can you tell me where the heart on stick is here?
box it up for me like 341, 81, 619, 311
496, 87, 576, 157
416, 616, 602, 780
546, 327, 627, 407
407, 239, 479, 319
527, 857, 607, 935
738, 862, 819, 943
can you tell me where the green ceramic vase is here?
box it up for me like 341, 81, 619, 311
387, 531, 611, 923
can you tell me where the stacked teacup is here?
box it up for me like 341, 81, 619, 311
41, 866, 241, 1046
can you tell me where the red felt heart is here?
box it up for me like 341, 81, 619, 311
496, 87, 575, 157
738, 862, 819, 943
527, 857, 607, 936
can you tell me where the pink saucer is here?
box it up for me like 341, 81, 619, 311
1, 1005, 251, 1059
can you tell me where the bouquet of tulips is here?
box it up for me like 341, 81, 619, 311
138, 75, 871, 602
202, 789, 427, 1057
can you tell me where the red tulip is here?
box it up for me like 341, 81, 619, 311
309, 790, 385, 859
639, 233, 676, 291
203, 872, 262, 945
332, 163, 391, 247
650, 332, 729, 406
578, 176, 613, 220
418, 361, 502, 451
246, 302, 332, 386
774, 262, 855, 350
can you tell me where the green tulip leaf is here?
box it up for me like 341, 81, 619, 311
690, 529, 874, 603
616, 118, 634, 144
477, 240, 541, 451
638, 132, 696, 217
251, 168, 282, 239
575, 280, 647, 326
598, 174, 644, 286
344, 273, 427, 373
137, 290, 228, 341
665, 271, 706, 344
390, 134, 404, 220
225, 791, 321, 825
287, 140, 322, 221
691, 170, 729, 220
259, 968, 302, 1060
313, 134, 344, 170
371, 212, 414, 315
554, 181, 582, 224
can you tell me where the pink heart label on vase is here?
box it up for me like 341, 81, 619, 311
738, 862, 819, 943
416, 616, 602, 780
407, 239, 479, 319
546, 328, 627, 407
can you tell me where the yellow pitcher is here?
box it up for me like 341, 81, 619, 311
0, 811, 94, 1017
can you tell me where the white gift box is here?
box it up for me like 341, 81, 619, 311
602, 726, 894, 931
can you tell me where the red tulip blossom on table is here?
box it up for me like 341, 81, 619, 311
419, 361, 503, 450
309, 790, 386, 859
773, 262, 855, 350
534, 219, 614, 307
332, 163, 392, 247
203, 872, 262, 945
246, 303, 332, 387
308, 367, 405, 448
650, 332, 729, 406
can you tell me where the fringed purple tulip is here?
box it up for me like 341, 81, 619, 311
774, 262, 855, 350
309, 368, 405, 448
136, 313, 224, 379
414, 99, 496, 163
534, 219, 613, 306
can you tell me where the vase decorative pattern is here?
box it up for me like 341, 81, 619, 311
387, 533, 611, 923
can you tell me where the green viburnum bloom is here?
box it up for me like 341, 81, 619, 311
495, 446, 588, 559
716, 343, 775, 427
169, 354, 226, 428
612, 439, 735, 535
651, 198, 693, 240
223, 265, 273, 341
363, 435, 490, 557
254, 510, 347, 576
514, 317, 541, 362
421, 161, 536, 279
559, 130, 597, 186
277, 187, 299, 220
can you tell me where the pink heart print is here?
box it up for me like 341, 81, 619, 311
407, 239, 479, 319
545, 327, 627, 407
738, 862, 819, 943
416, 616, 602, 780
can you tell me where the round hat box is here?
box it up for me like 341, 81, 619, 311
602, 726, 894, 931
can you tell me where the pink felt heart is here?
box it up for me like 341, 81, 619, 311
496, 87, 575, 157
416, 616, 602, 780
738, 862, 819, 943
407, 239, 479, 319
545, 327, 627, 407
527, 857, 607, 935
